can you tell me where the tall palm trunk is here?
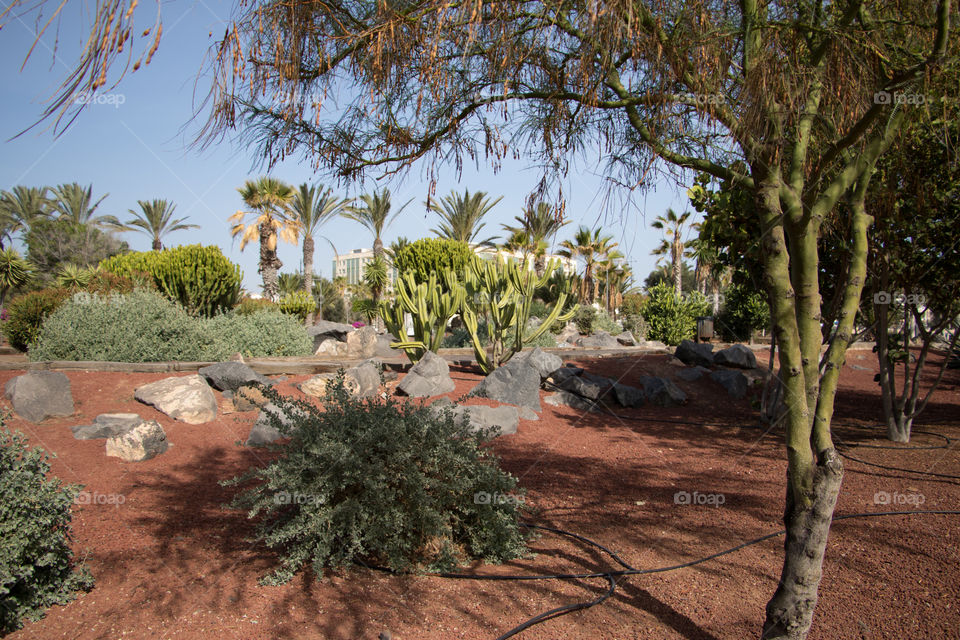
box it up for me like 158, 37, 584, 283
372, 236, 384, 330
671, 240, 682, 297
259, 221, 282, 301
302, 234, 315, 325
534, 252, 546, 278
152, 238, 162, 251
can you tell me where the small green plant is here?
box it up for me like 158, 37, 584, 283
0, 249, 33, 308
621, 314, 649, 340
2, 288, 72, 352
717, 283, 770, 342
221, 377, 529, 584
55, 264, 96, 289
573, 306, 596, 334
234, 297, 280, 315
278, 290, 315, 322
100, 244, 242, 316
1, 422, 94, 634
641, 283, 710, 346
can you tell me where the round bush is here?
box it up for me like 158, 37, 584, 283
717, 283, 770, 342
204, 310, 313, 359
278, 291, 314, 322
2, 288, 72, 352
29, 290, 210, 362
1, 423, 93, 633
642, 283, 711, 346
223, 380, 529, 584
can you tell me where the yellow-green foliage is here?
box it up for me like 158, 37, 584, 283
100, 245, 241, 316
278, 290, 315, 322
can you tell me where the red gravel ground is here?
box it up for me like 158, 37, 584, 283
3, 348, 959, 639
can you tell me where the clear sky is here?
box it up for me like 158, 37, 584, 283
0, 1, 697, 293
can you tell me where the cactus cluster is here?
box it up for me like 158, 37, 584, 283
382, 257, 576, 371
99, 244, 241, 317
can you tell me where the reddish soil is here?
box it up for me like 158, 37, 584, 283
3, 348, 959, 640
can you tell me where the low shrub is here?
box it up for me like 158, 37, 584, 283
234, 297, 280, 316
717, 283, 769, 342
204, 311, 313, 359
1, 423, 93, 634
621, 314, 649, 340
574, 306, 620, 335
221, 377, 529, 584
2, 288, 72, 352
29, 290, 210, 362
641, 283, 711, 346
278, 291, 314, 323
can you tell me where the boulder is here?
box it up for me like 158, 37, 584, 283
72, 413, 142, 440
469, 357, 542, 412
246, 402, 309, 446
299, 373, 336, 397
307, 320, 355, 343
344, 326, 378, 359
513, 347, 563, 380
612, 383, 645, 408
105, 420, 168, 462
198, 362, 270, 392
314, 338, 345, 357
4, 371, 74, 422
558, 375, 608, 401
675, 366, 711, 382
713, 344, 757, 369
710, 369, 748, 399
637, 375, 688, 406
234, 384, 270, 411
544, 390, 598, 412
134, 375, 217, 424
456, 404, 519, 437
375, 333, 398, 357
615, 331, 637, 346
397, 351, 455, 398
576, 331, 620, 349
556, 323, 579, 344
545, 365, 584, 386
344, 361, 382, 398
674, 340, 714, 367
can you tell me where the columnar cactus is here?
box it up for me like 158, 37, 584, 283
379, 270, 465, 363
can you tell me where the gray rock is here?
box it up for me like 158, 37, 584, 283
397, 351, 455, 398
675, 366, 711, 382
710, 369, 748, 399
637, 376, 688, 406
612, 383, 645, 408
344, 361, 382, 398
615, 331, 637, 346
375, 333, 399, 357
345, 326, 378, 358
514, 347, 563, 379
576, 331, 620, 349
851, 364, 873, 372
314, 338, 345, 357
713, 344, 757, 369
544, 390, 598, 412
134, 375, 217, 424
675, 340, 714, 367
246, 402, 309, 445
545, 366, 584, 386
72, 413, 142, 440
198, 362, 271, 392
105, 420, 168, 462
516, 405, 539, 421
639, 340, 669, 350
558, 375, 608, 401
4, 371, 74, 422
307, 320, 355, 342
455, 404, 519, 437
556, 323, 579, 344
469, 357, 542, 412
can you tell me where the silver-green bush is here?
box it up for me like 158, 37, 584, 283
204, 311, 313, 359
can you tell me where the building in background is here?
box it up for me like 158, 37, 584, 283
332, 248, 399, 287
473, 246, 578, 275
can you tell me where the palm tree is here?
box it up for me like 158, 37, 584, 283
290, 183, 351, 324
229, 177, 299, 301
429, 189, 502, 246
0, 186, 51, 247
501, 229, 536, 268
558, 226, 619, 304
502, 202, 568, 276
48, 183, 110, 227
651, 208, 694, 297
342, 189, 409, 326
102, 199, 198, 250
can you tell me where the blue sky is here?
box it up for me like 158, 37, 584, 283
0, 1, 696, 293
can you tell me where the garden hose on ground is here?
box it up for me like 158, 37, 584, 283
426, 381, 960, 637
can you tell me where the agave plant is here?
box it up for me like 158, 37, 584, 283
0, 248, 33, 307
56, 264, 96, 289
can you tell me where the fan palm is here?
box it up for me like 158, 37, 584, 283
48, 183, 110, 227
290, 183, 351, 323
229, 177, 299, 301
558, 226, 619, 304
429, 189, 502, 247
0, 186, 51, 247
502, 202, 568, 276
101, 199, 198, 250
342, 189, 409, 261
651, 208, 694, 297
